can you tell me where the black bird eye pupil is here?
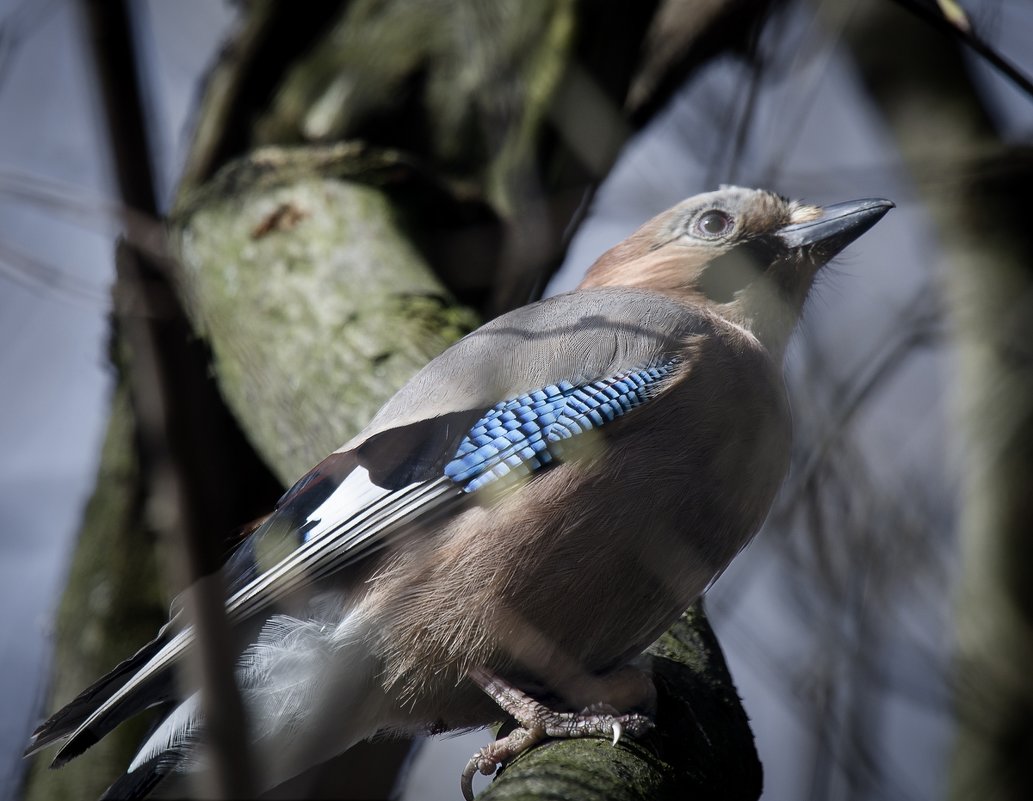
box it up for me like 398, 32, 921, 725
697, 210, 732, 237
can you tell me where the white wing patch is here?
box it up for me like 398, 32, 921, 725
301, 466, 392, 543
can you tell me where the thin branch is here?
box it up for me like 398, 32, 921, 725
78, 0, 253, 796
889, 0, 1033, 100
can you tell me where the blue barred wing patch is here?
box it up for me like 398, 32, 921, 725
444, 360, 678, 492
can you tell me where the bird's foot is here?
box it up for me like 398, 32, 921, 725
460, 667, 653, 800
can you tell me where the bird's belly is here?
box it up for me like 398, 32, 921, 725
368, 388, 788, 713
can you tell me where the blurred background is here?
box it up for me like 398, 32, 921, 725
2, 1, 1032, 800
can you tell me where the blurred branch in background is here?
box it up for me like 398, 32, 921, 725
845, 4, 1033, 800
890, 0, 1033, 99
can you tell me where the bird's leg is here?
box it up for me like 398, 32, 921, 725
461, 666, 654, 800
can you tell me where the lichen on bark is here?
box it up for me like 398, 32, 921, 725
172, 149, 479, 481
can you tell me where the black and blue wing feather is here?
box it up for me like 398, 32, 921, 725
445, 361, 678, 492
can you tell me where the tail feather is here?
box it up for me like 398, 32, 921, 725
99, 753, 169, 801
95, 609, 390, 796
51, 628, 192, 767
50, 665, 176, 768
25, 632, 173, 758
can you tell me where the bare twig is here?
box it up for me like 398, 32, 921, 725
889, 0, 1033, 99
78, 0, 253, 796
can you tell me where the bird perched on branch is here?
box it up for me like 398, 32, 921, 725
26, 187, 892, 799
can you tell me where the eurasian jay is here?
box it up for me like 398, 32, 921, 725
25, 187, 892, 799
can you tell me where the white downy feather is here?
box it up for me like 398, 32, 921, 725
128, 692, 203, 774
128, 605, 394, 792
239, 603, 395, 788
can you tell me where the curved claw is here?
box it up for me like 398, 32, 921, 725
461, 756, 479, 801
463, 667, 655, 795
462, 747, 503, 800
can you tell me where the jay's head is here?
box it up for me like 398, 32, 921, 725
581, 186, 893, 353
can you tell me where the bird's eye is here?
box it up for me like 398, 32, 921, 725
695, 210, 734, 238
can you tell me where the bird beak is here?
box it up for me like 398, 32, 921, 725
776, 198, 895, 255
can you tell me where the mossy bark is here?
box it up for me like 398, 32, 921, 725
173, 146, 480, 482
